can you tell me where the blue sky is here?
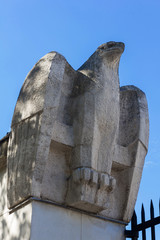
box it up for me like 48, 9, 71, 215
1, 0, 160, 235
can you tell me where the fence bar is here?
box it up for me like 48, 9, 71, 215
150, 200, 155, 240
125, 199, 160, 239
133, 216, 160, 231
141, 204, 146, 240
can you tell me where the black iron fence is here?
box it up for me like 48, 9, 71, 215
125, 200, 160, 240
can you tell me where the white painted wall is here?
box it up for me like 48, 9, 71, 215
30, 201, 125, 240
0, 167, 7, 215
0, 203, 32, 240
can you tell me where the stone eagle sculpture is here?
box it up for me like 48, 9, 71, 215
7, 41, 149, 222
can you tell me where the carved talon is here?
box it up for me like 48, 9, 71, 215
90, 170, 99, 185
99, 173, 110, 190
72, 168, 116, 192
99, 173, 116, 191
109, 176, 116, 191
72, 167, 98, 185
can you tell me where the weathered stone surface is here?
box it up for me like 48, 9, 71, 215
72, 42, 124, 174
7, 42, 149, 223
101, 86, 149, 222
7, 52, 76, 207
0, 134, 9, 169
66, 42, 124, 211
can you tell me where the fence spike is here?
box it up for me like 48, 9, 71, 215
150, 200, 155, 240
131, 210, 138, 240
150, 200, 155, 219
131, 210, 137, 230
132, 210, 137, 226
141, 204, 145, 219
141, 204, 146, 240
